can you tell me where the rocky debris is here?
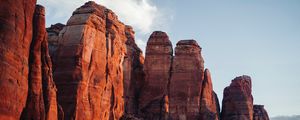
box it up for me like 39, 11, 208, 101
139, 31, 173, 120
169, 40, 205, 120
199, 69, 220, 120
0, 0, 37, 119
221, 75, 254, 120
253, 105, 269, 120
46, 23, 65, 64
53, 1, 127, 120
123, 25, 145, 114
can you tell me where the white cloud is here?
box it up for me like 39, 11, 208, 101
37, 0, 166, 34
37, 0, 173, 51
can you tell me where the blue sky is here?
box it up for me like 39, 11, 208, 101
38, 0, 300, 117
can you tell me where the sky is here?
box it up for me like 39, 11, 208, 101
37, 0, 300, 117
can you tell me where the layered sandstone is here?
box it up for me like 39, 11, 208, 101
21, 5, 58, 120
0, 0, 37, 119
53, 1, 127, 120
169, 40, 205, 120
46, 23, 65, 64
199, 69, 220, 120
123, 26, 145, 114
253, 105, 269, 120
221, 75, 254, 120
139, 31, 173, 120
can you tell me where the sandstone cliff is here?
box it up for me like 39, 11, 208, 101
0, 1, 270, 120
139, 31, 173, 120
0, 0, 60, 119
199, 69, 220, 120
123, 25, 145, 115
169, 40, 204, 120
221, 75, 254, 120
52, 1, 131, 120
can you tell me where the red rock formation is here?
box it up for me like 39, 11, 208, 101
199, 69, 220, 120
221, 75, 254, 120
20, 5, 59, 120
139, 31, 173, 120
253, 105, 269, 120
0, 0, 37, 119
46, 23, 65, 65
169, 40, 204, 120
123, 25, 145, 114
53, 1, 127, 120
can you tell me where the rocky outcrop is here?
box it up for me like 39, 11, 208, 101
199, 69, 220, 120
221, 75, 254, 120
123, 26, 145, 114
21, 5, 58, 120
139, 31, 173, 120
253, 105, 269, 120
0, 1, 271, 120
169, 40, 205, 120
0, 0, 36, 119
46, 23, 65, 65
53, 1, 127, 120
0, 1, 59, 119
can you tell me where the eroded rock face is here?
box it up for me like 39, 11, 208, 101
123, 26, 145, 114
139, 31, 173, 120
169, 40, 204, 120
221, 75, 253, 120
53, 1, 126, 120
46, 23, 65, 64
253, 105, 269, 120
21, 5, 59, 120
0, 0, 37, 119
199, 69, 220, 120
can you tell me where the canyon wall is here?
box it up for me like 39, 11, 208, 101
139, 31, 173, 119
0, 1, 59, 119
0, 1, 270, 120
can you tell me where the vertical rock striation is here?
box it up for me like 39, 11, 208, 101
46, 23, 65, 65
0, 0, 36, 119
123, 26, 145, 115
21, 5, 59, 120
199, 69, 220, 120
169, 40, 204, 120
53, 1, 127, 120
221, 75, 253, 120
139, 31, 173, 120
253, 105, 269, 120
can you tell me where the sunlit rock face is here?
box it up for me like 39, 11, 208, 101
52, 1, 131, 120
0, 1, 60, 119
20, 5, 59, 120
199, 69, 220, 120
0, 1, 271, 120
